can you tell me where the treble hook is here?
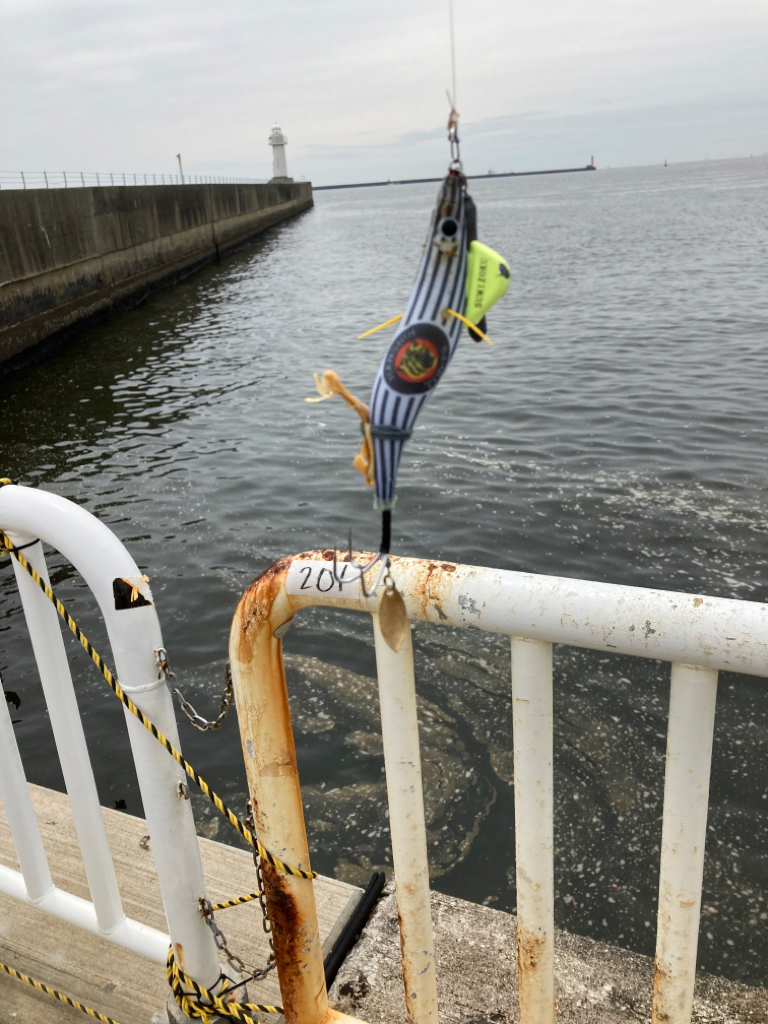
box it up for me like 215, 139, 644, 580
332, 511, 393, 598
332, 532, 391, 599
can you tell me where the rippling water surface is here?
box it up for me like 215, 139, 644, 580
2, 157, 768, 984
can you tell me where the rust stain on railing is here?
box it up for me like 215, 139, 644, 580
396, 900, 417, 1015
231, 554, 329, 1024
261, 862, 305, 1001
652, 957, 672, 1022
517, 924, 547, 1014
411, 557, 459, 623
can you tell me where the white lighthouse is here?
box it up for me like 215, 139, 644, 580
268, 124, 292, 183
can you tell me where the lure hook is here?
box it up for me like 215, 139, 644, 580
332, 541, 390, 598
332, 511, 393, 598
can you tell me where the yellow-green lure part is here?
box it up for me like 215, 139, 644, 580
463, 241, 511, 334
357, 242, 509, 346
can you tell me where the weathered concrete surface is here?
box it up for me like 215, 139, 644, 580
0, 783, 358, 1023
330, 889, 768, 1023
2, 787, 764, 1023
0, 181, 313, 362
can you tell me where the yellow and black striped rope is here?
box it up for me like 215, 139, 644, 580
0, 959, 123, 1024
0, 531, 316, 882
167, 948, 282, 1020
211, 892, 260, 911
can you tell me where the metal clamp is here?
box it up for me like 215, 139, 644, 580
447, 106, 462, 172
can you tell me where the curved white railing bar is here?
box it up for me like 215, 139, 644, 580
0, 484, 220, 988
0, 863, 169, 962
3, 534, 125, 933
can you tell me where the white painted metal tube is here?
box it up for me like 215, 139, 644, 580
0, 484, 220, 986
653, 662, 718, 1024
511, 638, 554, 1024
0, 863, 169, 963
281, 556, 768, 678
6, 532, 125, 935
0, 678, 54, 903
372, 616, 438, 1024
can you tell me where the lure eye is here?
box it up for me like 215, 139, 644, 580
438, 217, 458, 238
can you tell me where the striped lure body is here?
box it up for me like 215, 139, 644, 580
369, 172, 468, 509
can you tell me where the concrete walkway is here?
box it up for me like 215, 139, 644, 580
0, 784, 766, 1022
0, 784, 358, 1022
330, 890, 768, 1023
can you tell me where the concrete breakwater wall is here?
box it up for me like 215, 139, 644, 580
0, 181, 313, 362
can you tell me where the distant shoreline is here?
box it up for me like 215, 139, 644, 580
312, 165, 597, 191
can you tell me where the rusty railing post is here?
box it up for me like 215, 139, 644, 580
229, 564, 328, 1024
226, 552, 764, 1024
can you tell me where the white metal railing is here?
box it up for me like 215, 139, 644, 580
229, 552, 768, 1024
1, 484, 763, 1024
0, 485, 222, 995
0, 171, 269, 190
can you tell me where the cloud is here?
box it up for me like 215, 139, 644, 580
1, 0, 766, 182
296, 96, 768, 184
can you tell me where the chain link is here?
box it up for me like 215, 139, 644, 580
152, 668, 278, 986
155, 647, 234, 731
198, 894, 277, 985
247, 800, 277, 979
155, 652, 277, 984
199, 897, 249, 977
156, 658, 277, 983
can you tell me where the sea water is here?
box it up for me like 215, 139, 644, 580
1, 156, 767, 983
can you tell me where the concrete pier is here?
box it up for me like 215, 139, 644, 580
0, 784, 765, 1022
0, 783, 357, 1022
330, 890, 768, 1023
0, 181, 313, 363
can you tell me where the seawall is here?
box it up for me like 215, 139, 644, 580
313, 165, 596, 190
0, 181, 313, 363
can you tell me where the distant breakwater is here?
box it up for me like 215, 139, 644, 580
0, 181, 313, 364
313, 165, 596, 191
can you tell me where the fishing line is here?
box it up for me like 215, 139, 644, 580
449, 0, 458, 110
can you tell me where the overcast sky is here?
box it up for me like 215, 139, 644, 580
2, 0, 766, 184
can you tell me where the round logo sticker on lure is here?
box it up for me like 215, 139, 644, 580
383, 323, 450, 395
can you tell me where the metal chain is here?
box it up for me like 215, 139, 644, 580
158, 659, 277, 983
152, 651, 275, 984
155, 647, 234, 731
247, 800, 277, 980
198, 897, 249, 977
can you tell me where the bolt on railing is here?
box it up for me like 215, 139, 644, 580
0, 171, 269, 190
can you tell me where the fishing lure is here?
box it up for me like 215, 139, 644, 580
309, 113, 510, 596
